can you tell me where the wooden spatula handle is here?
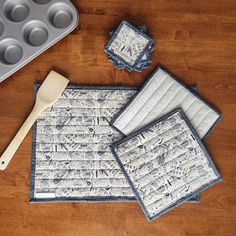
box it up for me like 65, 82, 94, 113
0, 103, 44, 170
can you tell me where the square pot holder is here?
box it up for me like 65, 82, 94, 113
111, 108, 222, 221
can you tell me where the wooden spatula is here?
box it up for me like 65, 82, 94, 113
0, 71, 69, 170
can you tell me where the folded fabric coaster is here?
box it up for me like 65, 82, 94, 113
111, 66, 221, 138
30, 85, 138, 202
104, 21, 154, 72
111, 108, 222, 221
108, 26, 153, 71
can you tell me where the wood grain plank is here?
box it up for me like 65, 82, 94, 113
0, 0, 235, 235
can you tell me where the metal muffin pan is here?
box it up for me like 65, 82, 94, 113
0, 0, 79, 83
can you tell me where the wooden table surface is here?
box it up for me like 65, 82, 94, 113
0, 0, 235, 235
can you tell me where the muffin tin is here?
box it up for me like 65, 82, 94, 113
0, 0, 79, 83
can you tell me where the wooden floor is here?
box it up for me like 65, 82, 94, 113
0, 0, 236, 235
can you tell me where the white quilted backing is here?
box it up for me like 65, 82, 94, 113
112, 68, 220, 138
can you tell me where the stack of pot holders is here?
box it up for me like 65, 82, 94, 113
30, 66, 222, 221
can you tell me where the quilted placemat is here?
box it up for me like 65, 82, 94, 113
111, 66, 221, 138
29, 85, 138, 202
111, 108, 222, 221
30, 85, 199, 203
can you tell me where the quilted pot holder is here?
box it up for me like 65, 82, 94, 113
111, 108, 222, 221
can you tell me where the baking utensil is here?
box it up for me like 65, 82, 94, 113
0, 70, 69, 170
0, 0, 78, 83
